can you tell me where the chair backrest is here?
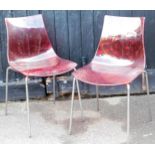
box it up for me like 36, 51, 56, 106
93, 15, 145, 68
5, 14, 56, 62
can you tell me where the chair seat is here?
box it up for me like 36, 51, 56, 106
73, 63, 144, 86
10, 56, 77, 77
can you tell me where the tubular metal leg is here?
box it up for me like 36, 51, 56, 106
75, 79, 83, 120
5, 66, 11, 115
69, 78, 76, 135
144, 70, 152, 122
25, 77, 31, 138
96, 86, 99, 111
142, 72, 146, 91
127, 84, 130, 138
144, 71, 150, 95
53, 75, 56, 104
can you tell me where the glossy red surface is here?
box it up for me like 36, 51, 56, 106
73, 15, 145, 86
5, 15, 77, 77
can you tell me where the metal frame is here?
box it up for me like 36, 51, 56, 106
6, 66, 77, 137
5, 66, 31, 137
69, 70, 151, 138
69, 79, 131, 138
6, 66, 150, 138
69, 78, 83, 135
126, 70, 150, 138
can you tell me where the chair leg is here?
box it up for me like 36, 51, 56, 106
144, 70, 150, 95
53, 75, 56, 104
127, 84, 130, 138
75, 79, 83, 120
142, 70, 150, 95
69, 78, 76, 135
142, 72, 146, 92
5, 66, 11, 115
25, 77, 31, 138
96, 85, 99, 111
144, 70, 152, 122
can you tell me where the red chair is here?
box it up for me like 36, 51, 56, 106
5, 14, 77, 137
69, 15, 149, 138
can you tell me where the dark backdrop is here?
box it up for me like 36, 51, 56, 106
0, 10, 155, 101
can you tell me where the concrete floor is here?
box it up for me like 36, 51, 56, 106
0, 94, 155, 144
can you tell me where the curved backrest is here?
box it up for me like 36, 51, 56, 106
93, 15, 145, 68
5, 14, 56, 62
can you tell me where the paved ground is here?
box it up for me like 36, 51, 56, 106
0, 94, 155, 144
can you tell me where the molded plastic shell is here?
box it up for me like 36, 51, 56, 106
73, 15, 145, 86
5, 15, 77, 77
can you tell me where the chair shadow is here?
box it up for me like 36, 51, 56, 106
32, 95, 153, 143
98, 95, 151, 134
61, 95, 151, 137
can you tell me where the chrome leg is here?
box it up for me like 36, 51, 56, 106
142, 70, 150, 95
25, 77, 31, 138
75, 79, 83, 120
96, 85, 99, 111
127, 84, 130, 138
24, 91, 27, 111
142, 72, 146, 92
144, 70, 152, 121
53, 75, 56, 104
144, 71, 150, 95
5, 66, 11, 115
69, 78, 76, 135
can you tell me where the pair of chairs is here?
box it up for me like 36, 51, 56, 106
5, 14, 148, 138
